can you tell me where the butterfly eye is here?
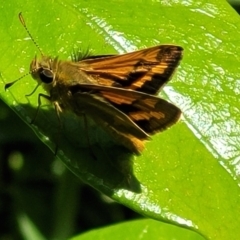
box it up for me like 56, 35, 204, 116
39, 68, 54, 84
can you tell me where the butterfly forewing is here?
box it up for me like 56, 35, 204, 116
78, 45, 183, 94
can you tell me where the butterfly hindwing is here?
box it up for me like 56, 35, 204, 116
70, 88, 149, 153
70, 84, 181, 136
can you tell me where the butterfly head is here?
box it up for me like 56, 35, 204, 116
30, 55, 59, 93
31, 55, 54, 83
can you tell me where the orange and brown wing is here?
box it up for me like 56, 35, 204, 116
78, 45, 183, 95
70, 84, 181, 136
70, 86, 148, 154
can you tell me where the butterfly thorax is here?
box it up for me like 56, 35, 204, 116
30, 55, 95, 112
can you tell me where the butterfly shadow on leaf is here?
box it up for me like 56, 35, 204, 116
19, 103, 142, 193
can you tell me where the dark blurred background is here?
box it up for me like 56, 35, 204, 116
0, 98, 141, 240
229, 0, 240, 14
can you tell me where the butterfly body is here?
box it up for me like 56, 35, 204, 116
29, 45, 183, 153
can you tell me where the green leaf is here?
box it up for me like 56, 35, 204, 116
0, 1, 239, 239
70, 219, 205, 240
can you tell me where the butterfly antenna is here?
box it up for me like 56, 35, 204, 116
5, 13, 42, 90
18, 12, 43, 56
5, 73, 31, 90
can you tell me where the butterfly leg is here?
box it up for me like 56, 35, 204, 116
52, 102, 63, 155
30, 93, 51, 124
30, 93, 61, 155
